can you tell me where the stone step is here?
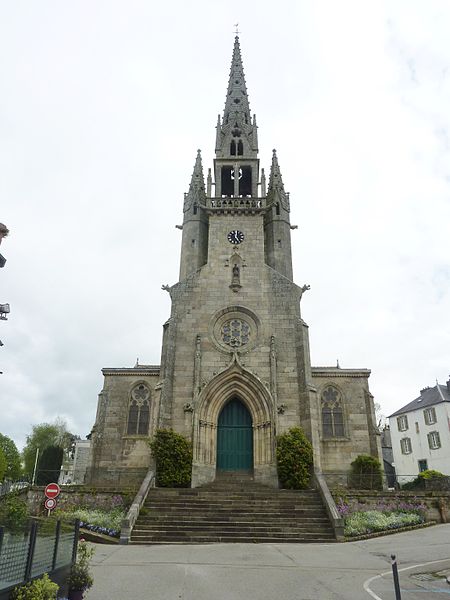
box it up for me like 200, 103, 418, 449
134, 521, 329, 535
131, 484, 335, 544
138, 515, 330, 524
143, 505, 326, 514
130, 532, 336, 544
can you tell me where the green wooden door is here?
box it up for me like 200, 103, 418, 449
217, 399, 253, 470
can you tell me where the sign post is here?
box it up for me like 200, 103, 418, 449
44, 483, 61, 516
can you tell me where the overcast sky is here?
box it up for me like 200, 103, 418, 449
1, 1, 449, 451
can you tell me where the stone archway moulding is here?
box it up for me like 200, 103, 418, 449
191, 354, 277, 486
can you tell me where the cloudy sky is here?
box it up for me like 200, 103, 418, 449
1, 1, 449, 451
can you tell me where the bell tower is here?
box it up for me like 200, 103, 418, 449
214, 36, 259, 199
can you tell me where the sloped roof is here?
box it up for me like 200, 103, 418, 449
389, 383, 450, 417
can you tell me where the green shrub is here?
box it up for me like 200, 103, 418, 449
418, 469, 445, 480
149, 429, 192, 487
10, 573, 58, 600
402, 469, 446, 490
67, 541, 94, 593
276, 427, 313, 490
349, 455, 383, 490
0, 494, 28, 530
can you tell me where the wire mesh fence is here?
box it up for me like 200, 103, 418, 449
325, 472, 450, 491
0, 519, 78, 592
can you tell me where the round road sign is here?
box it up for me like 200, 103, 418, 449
44, 498, 57, 510
44, 483, 61, 499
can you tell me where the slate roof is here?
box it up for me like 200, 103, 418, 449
389, 382, 450, 417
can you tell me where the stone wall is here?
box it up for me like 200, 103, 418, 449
332, 489, 450, 523
26, 486, 136, 517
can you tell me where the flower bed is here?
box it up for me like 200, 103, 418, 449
54, 494, 126, 538
336, 496, 426, 537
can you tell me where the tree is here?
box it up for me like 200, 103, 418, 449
22, 419, 75, 477
36, 446, 64, 486
0, 433, 22, 480
0, 447, 7, 482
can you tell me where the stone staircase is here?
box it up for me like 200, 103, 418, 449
130, 473, 336, 544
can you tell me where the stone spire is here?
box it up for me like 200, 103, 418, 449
183, 149, 206, 212
223, 36, 251, 126
215, 36, 258, 158
267, 149, 290, 210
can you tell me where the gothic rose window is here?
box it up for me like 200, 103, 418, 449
127, 384, 150, 435
321, 386, 344, 438
221, 319, 250, 348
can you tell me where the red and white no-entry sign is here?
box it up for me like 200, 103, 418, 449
44, 483, 61, 499
44, 498, 57, 510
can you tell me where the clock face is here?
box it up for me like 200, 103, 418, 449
227, 230, 244, 244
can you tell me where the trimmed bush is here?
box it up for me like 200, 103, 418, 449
349, 455, 383, 490
402, 469, 447, 490
36, 445, 63, 486
149, 429, 192, 487
276, 427, 313, 490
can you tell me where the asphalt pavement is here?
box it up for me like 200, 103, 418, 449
85, 523, 450, 600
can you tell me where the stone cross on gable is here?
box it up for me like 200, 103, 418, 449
323, 387, 338, 404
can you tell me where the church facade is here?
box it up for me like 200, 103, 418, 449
87, 37, 381, 488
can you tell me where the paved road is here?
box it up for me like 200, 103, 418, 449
86, 524, 450, 600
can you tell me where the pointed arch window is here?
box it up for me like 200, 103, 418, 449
321, 386, 345, 438
230, 140, 236, 155
127, 384, 151, 435
237, 140, 243, 156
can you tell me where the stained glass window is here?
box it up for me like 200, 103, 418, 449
321, 386, 345, 438
221, 319, 250, 348
127, 384, 150, 435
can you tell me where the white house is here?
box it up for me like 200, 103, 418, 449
389, 378, 450, 484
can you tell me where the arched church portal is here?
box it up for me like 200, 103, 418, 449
217, 398, 253, 471
191, 361, 278, 487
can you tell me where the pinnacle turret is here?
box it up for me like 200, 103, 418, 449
183, 149, 206, 212
267, 149, 289, 211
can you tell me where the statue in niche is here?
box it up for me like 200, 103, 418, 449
232, 264, 240, 280
230, 263, 241, 292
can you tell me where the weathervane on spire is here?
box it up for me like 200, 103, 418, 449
234, 23, 240, 35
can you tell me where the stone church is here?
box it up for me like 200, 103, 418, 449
87, 37, 381, 488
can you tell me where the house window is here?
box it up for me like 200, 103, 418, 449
397, 415, 408, 432
424, 407, 437, 425
127, 384, 151, 435
321, 386, 345, 438
400, 437, 412, 454
418, 459, 428, 472
428, 431, 441, 450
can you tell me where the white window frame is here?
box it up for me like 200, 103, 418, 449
428, 430, 441, 450
424, 407, 437, 425
400, 437, 412, 454
397, 415, 408, 432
